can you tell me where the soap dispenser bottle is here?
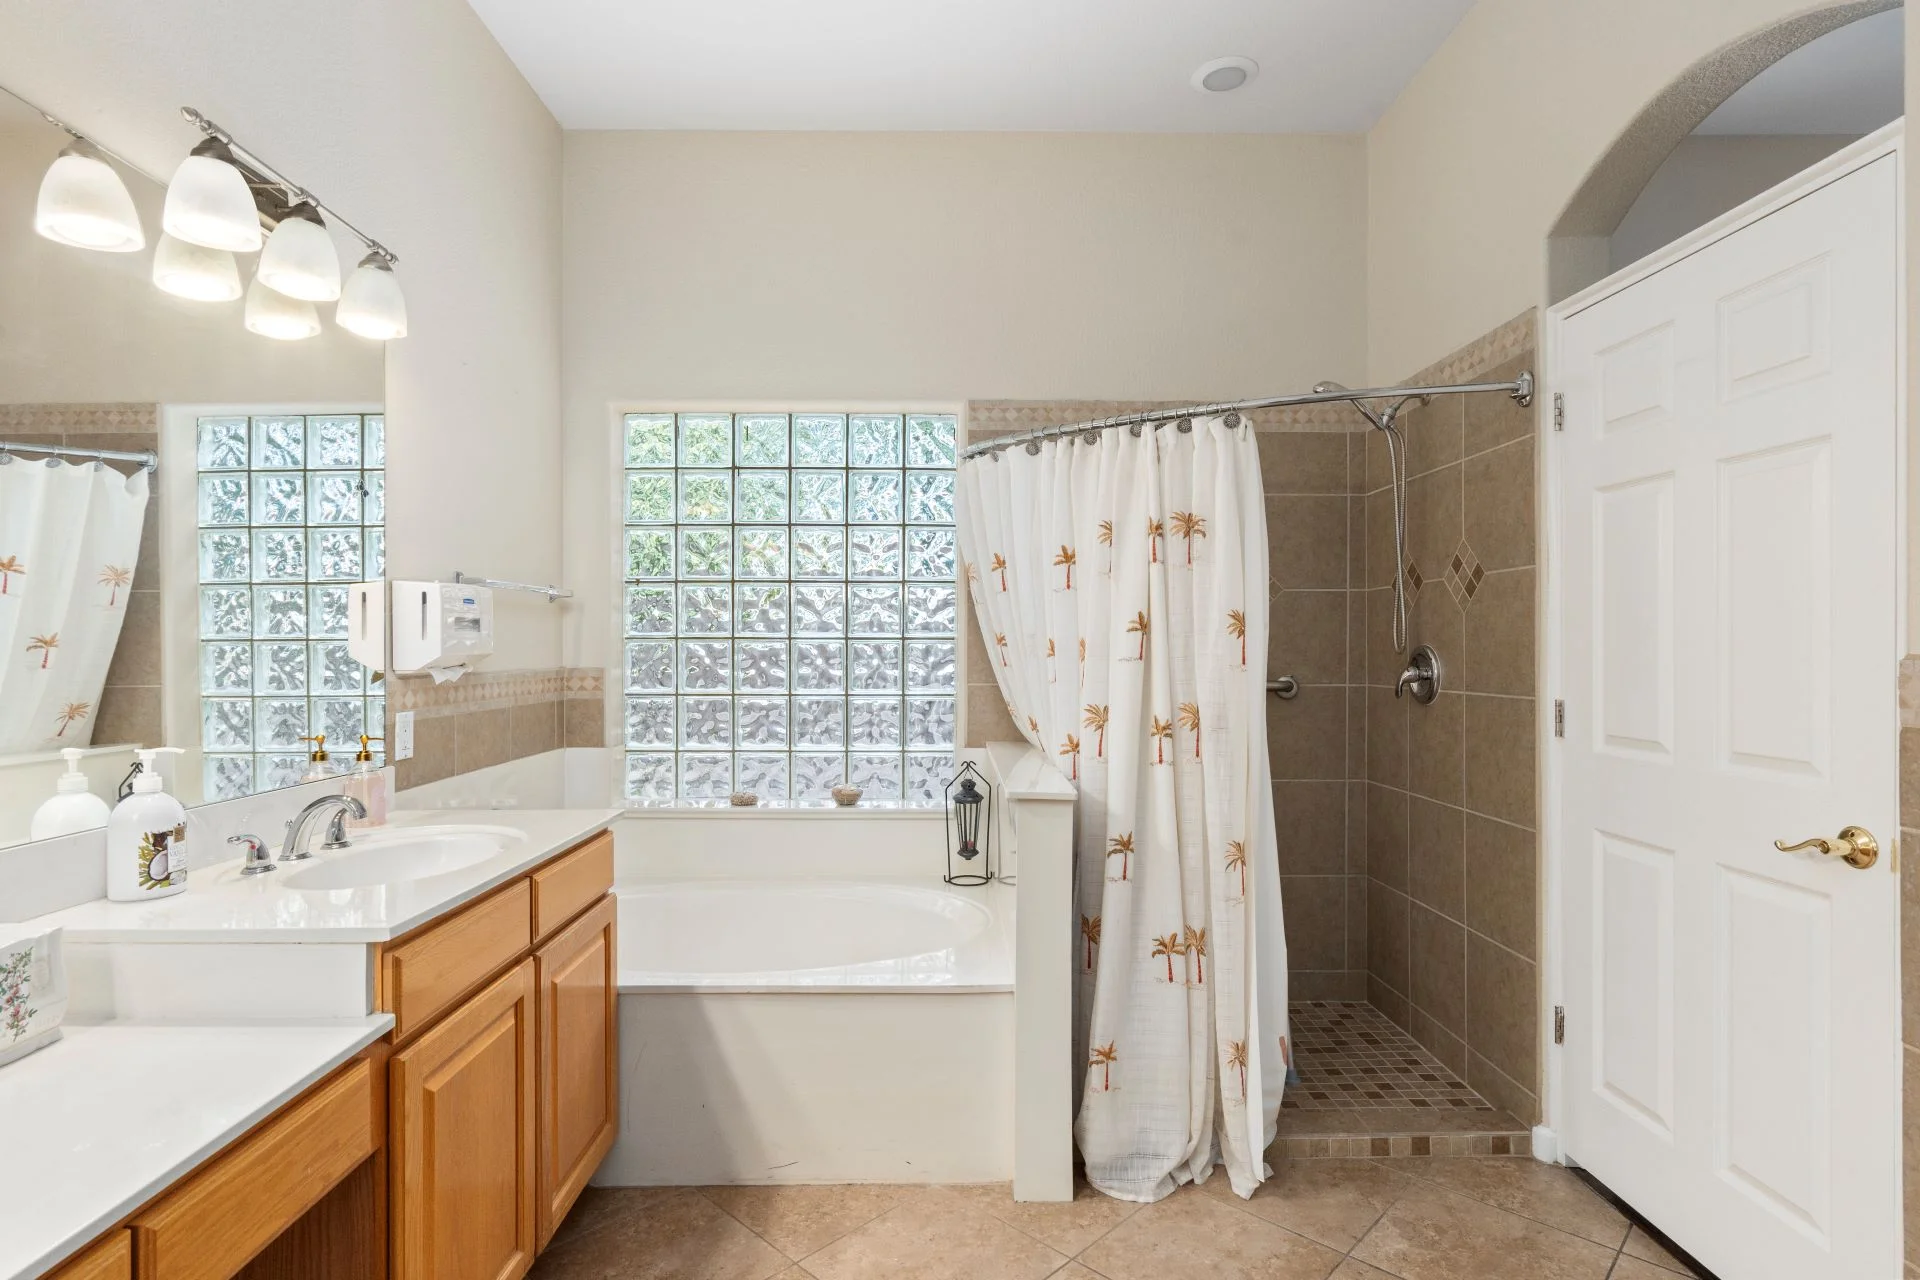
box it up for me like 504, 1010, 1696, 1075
343, 735, 387, 829
107, 747, 188, 901
30, 749, 112, 840
299, 735, 337, 781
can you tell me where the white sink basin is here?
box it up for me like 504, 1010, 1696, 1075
280, 826, 523, 891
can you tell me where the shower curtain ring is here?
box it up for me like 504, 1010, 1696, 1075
1025, 442, 1040, 455
1224, 412, 1242, 429
1129, 424, 1143, 437
1176, 417, 1192, 433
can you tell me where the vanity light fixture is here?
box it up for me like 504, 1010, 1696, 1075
335, 252, 408, 340
151, 232, 242, 302
34, 138, 145, 252
256, 201, 342, 301
162, 136, 263, 253
244, 274, 321, 340
1191, 56, 1259, 94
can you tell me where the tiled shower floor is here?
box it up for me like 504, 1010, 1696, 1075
1276, 1002, 1529, 1158
1286, 1001, 1494, 1112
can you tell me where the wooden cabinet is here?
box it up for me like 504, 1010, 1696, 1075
530, 831, 613, 942
379, 880, 533, 1043
534, 893, 618, 1247
390, 959, 538, 1280
50, 1234, 132, 1280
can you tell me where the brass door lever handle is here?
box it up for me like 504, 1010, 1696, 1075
1774, 825, 1879, 870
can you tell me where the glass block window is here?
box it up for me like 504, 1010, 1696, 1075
195, 414, 386, 798
622, 411, 959, 806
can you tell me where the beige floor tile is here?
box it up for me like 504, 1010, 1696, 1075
1349, 1183, 1615, 1280
1327, 1262, 1399, 1279
1610, 1258, 1692, 1280
1077, 1185, 1345, 1280
1201, 1158, 1409, 1252
1619, 1224, 1698, 1276
530, 1189, 790, 1280
1053, 1268, 1106, 1279
1341, 1108, 1518, 1135
544, 1187, 703, 1255
800, 1186, 1069, 1280
1371, 1157, 1627, 1248
700, 1184, 908, 1259
1277, 1108, 1368, 1136
945, 1178, 1142, 1255
770, 1270, 820, 1280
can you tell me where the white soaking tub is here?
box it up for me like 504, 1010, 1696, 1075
597, 812, 1019, 1186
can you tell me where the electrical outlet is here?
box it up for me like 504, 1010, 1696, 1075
394, 711, 415, 760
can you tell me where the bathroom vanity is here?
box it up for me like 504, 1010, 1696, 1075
2, 812, 619, 1280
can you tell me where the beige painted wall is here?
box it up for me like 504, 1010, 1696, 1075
1610, 133, 1863, 270
0, 0, 564, 668
1364, 0, 1861, 383
559, 130, 1370, 670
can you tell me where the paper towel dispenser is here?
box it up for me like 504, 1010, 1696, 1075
347, 580, 495, 676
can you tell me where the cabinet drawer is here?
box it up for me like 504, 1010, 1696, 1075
531, 831, 613, 942
381, 879, 532, 1041
131, 1059, 374, 1280
50, 1234, 130, 1280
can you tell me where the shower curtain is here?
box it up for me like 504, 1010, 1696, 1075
958, 415, 1287, 1203
0, 458, 149, 753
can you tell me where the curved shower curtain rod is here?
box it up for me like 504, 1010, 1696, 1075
961, 371, 1534, 460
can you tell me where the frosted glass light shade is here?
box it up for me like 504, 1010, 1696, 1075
257, 205, 341, 301
152, 233, 241, 301
35, 142, 144, 252
335, 254, 407, 340
244, 275, 320, 340
163, 140, 262, 253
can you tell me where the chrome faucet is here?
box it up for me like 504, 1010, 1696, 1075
280, 794, 367, 862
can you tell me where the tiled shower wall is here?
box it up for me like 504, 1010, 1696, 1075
1361, 312, 1542, 1124
0, 404, 163, 751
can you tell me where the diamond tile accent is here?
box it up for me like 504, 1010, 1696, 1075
1444, 539, 1485, 606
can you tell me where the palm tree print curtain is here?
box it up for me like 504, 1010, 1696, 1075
957, 416, 1287, 1203
0, 459, 149, 753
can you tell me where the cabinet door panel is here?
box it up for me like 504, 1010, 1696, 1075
536, 893, 618, 1247
392, 960, 537, 1280
50, 1234, 131, 1280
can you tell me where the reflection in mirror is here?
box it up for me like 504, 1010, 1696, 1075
0, 86, 386, 848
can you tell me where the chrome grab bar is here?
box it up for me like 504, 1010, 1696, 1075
1266, 676, 1298, 700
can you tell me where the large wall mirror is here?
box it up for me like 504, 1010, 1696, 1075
0, 85, 387, 848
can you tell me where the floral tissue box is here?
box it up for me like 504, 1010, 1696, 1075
0, 925, 67, 1068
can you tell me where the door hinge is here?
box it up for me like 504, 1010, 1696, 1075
1553, 699, 1565, 738
1552, 392, 1565, 432
1554, 1006, 1566, 1045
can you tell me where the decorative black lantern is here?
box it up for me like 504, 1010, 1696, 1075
944, 761, 993, 886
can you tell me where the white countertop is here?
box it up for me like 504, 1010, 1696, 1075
0, 1016, 393, 1280
38, 808, 619, 944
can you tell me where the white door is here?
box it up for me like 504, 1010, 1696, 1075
1553, 140, 1901, 1280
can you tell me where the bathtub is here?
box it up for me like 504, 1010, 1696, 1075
597, 812, 1020, 1185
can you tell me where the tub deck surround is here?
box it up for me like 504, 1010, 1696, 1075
0, 1016, 392, 1280
39, 807, 621, 943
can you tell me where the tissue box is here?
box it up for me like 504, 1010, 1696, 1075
0, 925, 67, 1068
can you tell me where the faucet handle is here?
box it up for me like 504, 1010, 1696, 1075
229, 833, 275, 876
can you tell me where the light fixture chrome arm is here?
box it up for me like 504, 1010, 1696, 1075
180, 107, 397, 266
452, 571, 574, 603
0, 440, 158, 471
961, 372, 1533, 461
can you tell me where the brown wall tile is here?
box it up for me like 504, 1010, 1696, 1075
1465, 814, 1538, 961
1409, 584, 1465, 683
1405, 463, 1463, 584
1410, 904, 1467, 1038
1466, 933, 1538, 1094
1408, 690, 1465, 806
1464, 437, 1536, 571
1365, 489, 1398, 590
1408, 796, 1465, 921
1413, 1009, 1469, 1079
1274, 780, 1348, 877
1270, 589, 1347, 685
91, 683, 162, 748
1367, 879, 1410, 998
103, 591, 163, 687
966, 682, 1020, 746
1367, 783, 1410, 893
1346, 874, 1370, 970
1364, 588, 1402, 688
394, 712, 456, 790
1403, 393, 1464, 479
1259, 431, 1351, 495
1345, 780, 1368, 873
1468, 1050, 1541, 1127
1366, 685, 1408, 789
1902, 728, 1920, 832
1269, 685, 1346, 781
1907, 1045, 1920, 1266
564, 695, 607, 748
1268, 495, 1349, 591
455, 706, 514, 774
1281, 875, 1348, 971
1463, 567, 1536, 697
508, 697, 561, 757
1368, 975, 1413, 1032
1464, 694, 1537, 828
1463, 354, 1537, 456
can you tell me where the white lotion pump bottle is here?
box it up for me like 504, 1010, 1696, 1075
107, 747, 189, 902
29, 748, 112, 840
